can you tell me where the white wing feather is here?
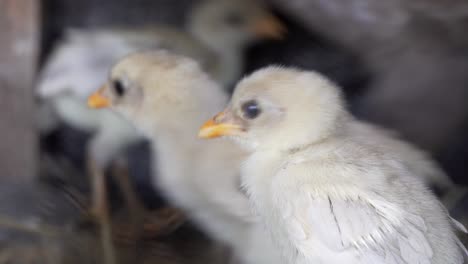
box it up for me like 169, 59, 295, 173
276, 163, 435, 264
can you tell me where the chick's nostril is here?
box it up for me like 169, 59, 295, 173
213, 112, 226, 123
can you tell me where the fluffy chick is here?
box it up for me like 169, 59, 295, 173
87, 51, 281, 264
200, 67, 467, 264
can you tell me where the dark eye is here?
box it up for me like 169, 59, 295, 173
113, 79, 125, 97
224, 12, 245, 26
241, 100, 261, 119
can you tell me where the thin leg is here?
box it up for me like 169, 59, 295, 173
110, 160, 186, 243
88, 157, 117, 264
111, 160, 146, 240
141, 207, 186, 239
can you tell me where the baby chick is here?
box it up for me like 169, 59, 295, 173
87, 51, 281, 264
187, 0, 286, 86
200, 67, 467, 264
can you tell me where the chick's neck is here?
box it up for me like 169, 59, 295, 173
146, 104, 222, 150
255, 114, 349, 156
145, 114, 205, 184
145, 108, 231, 207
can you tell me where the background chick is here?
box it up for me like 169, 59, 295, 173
200, 67, 467, 264
87, 51, 281, 264
187, 0, 285, 86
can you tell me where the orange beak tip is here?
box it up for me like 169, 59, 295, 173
198, 119, 243, 139
87, 92, 110, 109
253, 15, 287, 40
198, 119, 221, 139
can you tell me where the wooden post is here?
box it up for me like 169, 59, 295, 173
0, 0, 40, 181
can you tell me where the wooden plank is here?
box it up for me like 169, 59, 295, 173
0, 0, 40, 181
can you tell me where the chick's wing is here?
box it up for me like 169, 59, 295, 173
273, 161, 434, 264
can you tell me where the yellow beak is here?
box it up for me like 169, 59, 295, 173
198, 111, 243, 139
252, 14, 287, 40
87, 85, 110, 108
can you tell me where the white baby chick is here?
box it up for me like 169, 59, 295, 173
200, 67, 467, 264
87, 51, 281, 264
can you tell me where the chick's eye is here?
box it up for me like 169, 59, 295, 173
224, 12, 245, 26
113, 79, 125, 97
241, 100, 261, 119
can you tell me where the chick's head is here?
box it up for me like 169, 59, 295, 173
199, 67, 346, 151
188, 0, 286, 50
88, 50, 226, 135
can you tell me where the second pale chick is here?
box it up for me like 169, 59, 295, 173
87, 51, 281, 264
200, 67, 467, 264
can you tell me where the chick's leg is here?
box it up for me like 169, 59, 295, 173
140, 207, 186, 238
110, 160, 146, 242
111, 161, 185, 242
87, 156, 116, 264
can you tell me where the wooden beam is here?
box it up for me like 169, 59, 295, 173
0, 0, 40, 181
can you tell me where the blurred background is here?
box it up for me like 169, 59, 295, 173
0, 0, 467, 263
